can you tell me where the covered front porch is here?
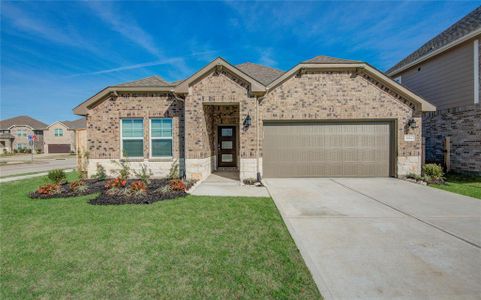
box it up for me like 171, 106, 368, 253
184, 102, 259, 182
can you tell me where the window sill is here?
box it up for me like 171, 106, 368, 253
120, 158, 144, 162
148, 158, 173, 162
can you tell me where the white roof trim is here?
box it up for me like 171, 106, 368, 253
174, 57, 266, 94
388, 28, 481, 76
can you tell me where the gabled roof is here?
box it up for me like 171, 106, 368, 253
62, 118, 86, 129
267, 60, 436, 112
303, 55, 361, 64
388, 6, 481, 75
0, 115, 48, 130
236, 62, 284, 85
175, 57, 266, 94
116, 75, 172, 87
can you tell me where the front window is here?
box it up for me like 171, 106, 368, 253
16, 143, 27, 150
54, 128, 64, 136
121, 119, 144, 158
150, 118, 172, 158
16, 129, 26, 137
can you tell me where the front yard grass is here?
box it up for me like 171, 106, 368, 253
431, 173, 481, 199
0, 175, 321, 299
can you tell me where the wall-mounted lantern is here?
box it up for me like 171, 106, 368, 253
243, 114, 252, 129
407, 118, 417, 129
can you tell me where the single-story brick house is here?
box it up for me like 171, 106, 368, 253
73, 55, 435, 181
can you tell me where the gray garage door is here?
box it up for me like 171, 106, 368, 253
263, 122, 393, 177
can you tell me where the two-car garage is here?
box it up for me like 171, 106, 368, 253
262, 121, 394, 178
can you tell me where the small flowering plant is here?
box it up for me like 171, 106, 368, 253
36, 183, 61, 195
105, 177, 127, 189
129, 180, 147, 192
169, 179, 186, 192
69, 180, 88, 193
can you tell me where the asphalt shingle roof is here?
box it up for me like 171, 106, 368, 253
0, 115, 48, 130
302, 55, 361, 64
62, 118, 86, 129
235, 62, 285, 85
116, 75, 172, 87
388, 6, 481, 74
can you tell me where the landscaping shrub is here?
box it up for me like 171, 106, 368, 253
129, 180, 147, 197
423, 164, 444, 180
105, 177, 127, 189
168, 159, 180, 179
36, 149, 41, 154
93, 163, 107, 181
112, 160, 130, 180
243, 178, 257, 185
36, 183, 61, 195
133, 164, 153, 184
69, 180, 88, 193
47, 169, 67, 184
169, 179, 186, 191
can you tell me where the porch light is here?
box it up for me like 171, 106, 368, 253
243, 114, 252, 128
408, 118, 416, 129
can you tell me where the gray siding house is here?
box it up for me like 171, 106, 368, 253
388, 6, 481, 174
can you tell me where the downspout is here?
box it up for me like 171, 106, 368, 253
256, 93, 265, 182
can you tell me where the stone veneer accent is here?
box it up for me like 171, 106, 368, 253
423, 104, 481, 175
86, 92, 184, 177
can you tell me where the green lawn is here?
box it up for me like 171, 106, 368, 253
431, 173, 481, 199
0, 174, 321, 299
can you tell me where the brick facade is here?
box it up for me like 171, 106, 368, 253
43, 122, 75, 153
86, 92, 184, 177
85, 67, 424, 179
423, 104, 481, 175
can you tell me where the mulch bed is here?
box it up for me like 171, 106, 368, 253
29, 179, 105, 199
89, 190, 188, 205
29, 178, 197, 205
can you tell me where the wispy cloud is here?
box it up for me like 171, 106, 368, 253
85, 2, 162, 58
1, 3, 103, 55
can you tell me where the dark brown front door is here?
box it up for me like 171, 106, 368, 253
217, 126, 236, 167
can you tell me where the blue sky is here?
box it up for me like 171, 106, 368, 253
1, 1, 479, 124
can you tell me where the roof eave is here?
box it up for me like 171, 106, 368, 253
388, 28, 481, 76
73, 86, 173, 116
174, 57, 266, 94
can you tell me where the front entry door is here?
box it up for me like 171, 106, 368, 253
217, 126, 237, 167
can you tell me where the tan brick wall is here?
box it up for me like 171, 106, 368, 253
87, 93, 184, 160
260, 70, 422, 175
43, 122, 75, 153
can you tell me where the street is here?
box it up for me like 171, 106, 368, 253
0, 154, 76, 177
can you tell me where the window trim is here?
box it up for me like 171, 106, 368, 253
54, 128, 64, 137
120, 118, 144, 159
149, 118, 173, 159
16, 129, 26, 137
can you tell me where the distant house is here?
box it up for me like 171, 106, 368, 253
0, 115, 48, 153
387, 7, 481, 174
43, 118, 86, 153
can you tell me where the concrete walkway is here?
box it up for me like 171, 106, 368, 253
264, 178, 481, 300
191, 172, 269, 197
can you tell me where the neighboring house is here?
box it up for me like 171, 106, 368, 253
73, 56, 435, 181
43, 118, 86, 153
0, 115, 47, 153
387, 7, 481, 174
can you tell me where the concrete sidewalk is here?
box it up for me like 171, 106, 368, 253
0, 169, 75, 183
191, 172, 269, 197
265, 178, 481, 300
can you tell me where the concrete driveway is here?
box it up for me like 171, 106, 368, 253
264, 178, 481, 300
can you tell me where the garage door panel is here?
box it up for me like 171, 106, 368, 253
263, 122, 392, 177
48, 144, 71, 153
